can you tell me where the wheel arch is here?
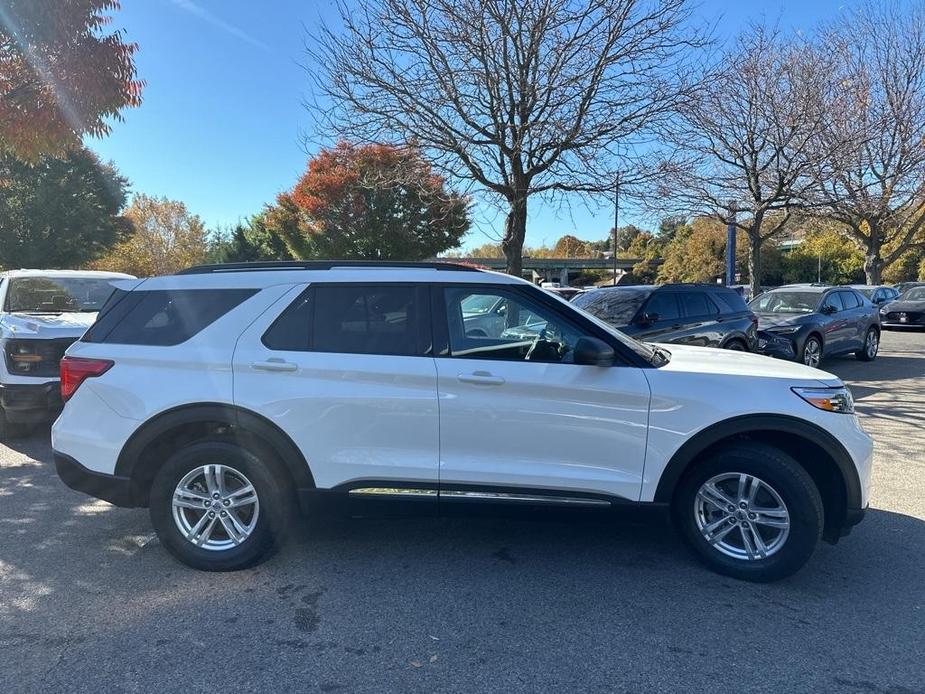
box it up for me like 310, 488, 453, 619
116, 402, 314, 507
654, 414, 861, 541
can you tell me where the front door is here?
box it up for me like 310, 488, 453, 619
434, 285, 651, 502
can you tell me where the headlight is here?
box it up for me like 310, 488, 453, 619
768, 326, 801, 335
792, 386, 854, 414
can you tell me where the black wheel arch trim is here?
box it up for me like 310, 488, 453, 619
115, 402, 314, 505
653, 413, 862, 513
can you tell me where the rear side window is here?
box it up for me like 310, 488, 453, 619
679, 291, 718, 317
839, 291, 861, 309
712, 290, 749, 313
83, 289, 256, 346
310, 284, 423, 356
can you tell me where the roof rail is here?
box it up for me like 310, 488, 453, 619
176, 260, 483, 275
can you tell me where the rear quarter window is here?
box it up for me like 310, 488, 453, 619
712, 290, 749, 313
82, 289, 257, 346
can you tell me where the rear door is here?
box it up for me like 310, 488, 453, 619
232, 283, 440, 496
819, 291, 849, 354
675, 290, 721, 346
837, 290, 865, 350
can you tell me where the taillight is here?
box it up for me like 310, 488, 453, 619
60, 357, 114, 402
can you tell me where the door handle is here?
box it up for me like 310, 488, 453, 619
252, 358, 298, 373
457, 371, 505, 386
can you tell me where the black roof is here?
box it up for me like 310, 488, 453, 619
177, 260, 482, 275
589, 283, 737, 292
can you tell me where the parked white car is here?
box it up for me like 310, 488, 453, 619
0, 270, 135, 437
52, 262, 871, 581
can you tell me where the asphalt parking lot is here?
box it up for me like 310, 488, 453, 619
2, 331, 924, 694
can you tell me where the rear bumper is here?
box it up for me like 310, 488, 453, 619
0, 382, 62, 423
54, 451, 135, 507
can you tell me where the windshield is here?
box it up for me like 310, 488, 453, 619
750, 291, 820, 314
572, 288, 652, 325
5, 277, 119, 313
902, 287, 925, 301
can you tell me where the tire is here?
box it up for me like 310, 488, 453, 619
855, 327, 879, 361
149, 440, 294, 571
673, 442, 823, 582
800, 334, 823, 368
723, 339, 747, 351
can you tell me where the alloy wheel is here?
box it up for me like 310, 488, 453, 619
694, 472, 790, 561
802, 339, 821, 367
172, 464, 260, 551
866, 330, 879, 359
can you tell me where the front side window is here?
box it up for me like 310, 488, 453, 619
444, 288, 585, 363
821, 292, 844, 313
312, 284, 421, 356
643, 292, 680, 321
5, 277, 119, 313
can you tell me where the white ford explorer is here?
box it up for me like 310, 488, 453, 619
52, 262, 872, 581
0, 269, 134, 438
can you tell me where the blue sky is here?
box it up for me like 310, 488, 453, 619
89, 0, 850, 251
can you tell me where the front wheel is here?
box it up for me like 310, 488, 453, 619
855, 328, 879, 361
149, 441, 293, 571
723, 339, 747, 351
800, 335, 822, 368
674, 443, 823, 582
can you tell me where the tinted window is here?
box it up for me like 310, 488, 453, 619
571, 288, 651, 325
643, 292, 680, 321
822, 292, 844, 313
83, 289, 256, 345
713, 290, 749, 313
680, 291, 717, 317
445, 287, 587, 363
262, 290, 312, 351
312, 285, 421, 356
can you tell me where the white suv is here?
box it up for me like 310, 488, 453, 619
0, 269, 134, 438
52, 262, 872, 581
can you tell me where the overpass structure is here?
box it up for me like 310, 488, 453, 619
454, 256, 648, 286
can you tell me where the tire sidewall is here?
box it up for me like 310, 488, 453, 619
801, 336, 822, 366
675, 445, 823, 582
149, 440, 290, 571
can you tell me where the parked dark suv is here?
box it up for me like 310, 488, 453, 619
749, 285, 881, 366
571, 284, 758, 350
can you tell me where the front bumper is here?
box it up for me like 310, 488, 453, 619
54, 451, 134, 507
0, 382, 62, 423
757, 330, 797, 360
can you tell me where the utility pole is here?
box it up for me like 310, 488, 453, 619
612, 173, 620, 286
817, 252, 822, 283
725, 201, 737, 286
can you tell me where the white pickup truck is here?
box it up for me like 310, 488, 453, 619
0, 269, 134, 437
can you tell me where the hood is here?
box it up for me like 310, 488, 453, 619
881, 299, 925, 312
654, 343, 839, 386
0, 311, 97, 339
753, 312, 817, 329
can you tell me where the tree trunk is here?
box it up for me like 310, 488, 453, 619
501, 195, 528, 276
748, 235, 761, 299
863, 230, 884, 284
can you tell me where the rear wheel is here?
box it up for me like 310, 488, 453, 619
149, 441, 293, 571
855, 328, 879, 361
674, 443, 823, 582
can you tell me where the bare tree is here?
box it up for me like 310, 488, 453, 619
653, 25, 839, 297
807, 1, 925, 285
307, 0, 705, 274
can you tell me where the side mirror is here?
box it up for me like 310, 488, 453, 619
637, 312, 659, 324
573, 336, 615, 366
821, 304, 836, 315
